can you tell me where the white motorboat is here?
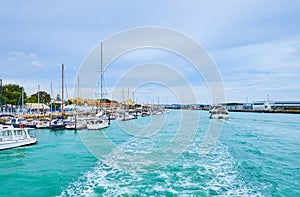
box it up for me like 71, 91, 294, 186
65, 119, 86, 130
26, 119, 38, 128
209, 105, 229, 119
0, 124, 37, 150
36, 119, 50, 129
50, 118, 65, 130
116, 112, 134, 121
86, 118, 109, 130
63, 116, 75, 124
142, 110, 151, 117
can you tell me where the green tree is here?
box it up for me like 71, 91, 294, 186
0, 84, 27, 105
26, 91, 51, 104
51, 103, 61, 111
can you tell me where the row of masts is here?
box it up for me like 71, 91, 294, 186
9, 41, 131, 117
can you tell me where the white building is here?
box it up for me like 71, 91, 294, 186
252, 101, 300, 110
26, 103, 50, 114
221, 103, 244, 110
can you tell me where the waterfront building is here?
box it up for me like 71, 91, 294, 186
272, 101, 300, 109
26, 103, 50, 114
252, 101, 271, 110
243, 103, 253, 110
221, 103, 244, 111
221, 100, 300, 111
250, 101, 300, 110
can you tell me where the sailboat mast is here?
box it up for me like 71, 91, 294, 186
77, 76, 79, 106
21, 87, 24, 116
100, 42, 103, 101
37, 84, 40, 115
50, 82, 53, 114
62, 63, 64, 116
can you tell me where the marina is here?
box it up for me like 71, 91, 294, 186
1, 1, 300, 196
0, 110, 299, 196
0, 58, 299, 195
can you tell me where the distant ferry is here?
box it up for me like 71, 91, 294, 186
0, 124, 37, 150
209, 105, 229, 119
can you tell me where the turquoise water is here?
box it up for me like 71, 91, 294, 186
0, 110, 299, 196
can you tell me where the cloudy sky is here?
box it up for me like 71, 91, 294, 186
1, 1, 300, 104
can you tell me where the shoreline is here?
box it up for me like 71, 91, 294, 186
165, 108, 300, 114
228, 109, 300, 114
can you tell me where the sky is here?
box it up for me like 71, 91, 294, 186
1, 0, 300, 104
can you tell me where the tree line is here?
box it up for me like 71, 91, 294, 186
0, 83, 120, 107
0, 84, 51, 105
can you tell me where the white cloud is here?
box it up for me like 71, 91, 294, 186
211, 36, 300, 101
0, 51, 58, 96
5, 51, 45, 70
1, 1, 300, 102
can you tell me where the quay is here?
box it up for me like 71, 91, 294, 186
228, 109, 300, 114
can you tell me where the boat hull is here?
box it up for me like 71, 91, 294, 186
36, 121, 50, 129
86, 123, 108, 130
50, 118, 65, 130
209, 114, 229, 119
65, 122, 86, 130
0, 138, 37, 150
50, 125, 65, 130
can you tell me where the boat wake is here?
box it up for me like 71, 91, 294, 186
59, 142, 265, 196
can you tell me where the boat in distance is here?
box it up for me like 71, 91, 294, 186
36, 118, 50, 129
50, 117, 65, 130
209, 105, 229, 119
65, 119, 86, 130
0, 124, 37, 150
86, 118, 109, 130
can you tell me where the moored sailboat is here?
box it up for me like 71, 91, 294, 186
86, 118, 109, 130
36, 118, 50, 129
50, 117, 65, 129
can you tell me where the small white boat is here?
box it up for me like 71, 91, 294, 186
209, 105, 229, 119
63, 116, 75, 124
50, 118, 65, 130
116, 112, 134, 121
142, 110, 150, 117
36, 119, 50, 129
86, 118, 109, 130
0, 124, 37, 150
152, 110, 163, 115
65, 120, 86, 130
26, 119, 38, 128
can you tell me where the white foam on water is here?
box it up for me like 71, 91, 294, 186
200, 145, 265, 196
59, 140, 267, 196
59, 162, 141, 197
